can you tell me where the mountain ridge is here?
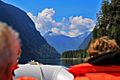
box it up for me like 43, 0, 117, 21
44, 31, 92, 54
0, 1, 60, 64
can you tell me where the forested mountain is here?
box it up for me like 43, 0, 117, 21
77, 32, 92, 50
0, 1, 60, 64
61, 50, 88, 59
44, 31, 92, 53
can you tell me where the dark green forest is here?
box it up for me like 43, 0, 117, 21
62, 0, 120, 58
93, 0, 120, 46
61, 50, 88, 58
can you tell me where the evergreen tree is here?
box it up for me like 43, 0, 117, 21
61, 50, 88, 58
93, 0, 120, 46
94, 0, 110, 39
109, 0, 120, 45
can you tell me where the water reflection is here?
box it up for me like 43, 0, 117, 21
39, 59, 61, 65
61, 59, 82, 67
39, 59, 82, 67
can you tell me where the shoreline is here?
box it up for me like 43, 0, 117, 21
60, 58, 81, 60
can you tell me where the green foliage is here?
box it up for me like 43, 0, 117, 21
93, 0, 110, 39
61, 50, 88, 58
93, 0, 120, 46
35, 43, 60, 59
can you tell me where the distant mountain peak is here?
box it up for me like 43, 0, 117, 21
47, 31, 53, 34
44, 31, 62, 37
44, 31, 92, 54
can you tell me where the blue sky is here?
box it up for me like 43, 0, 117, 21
3, 0, 102, 21
3, 0, 102, 37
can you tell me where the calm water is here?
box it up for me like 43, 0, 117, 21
39, 59, 82, 67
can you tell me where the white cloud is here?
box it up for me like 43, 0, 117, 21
28, 8, 57, 34
28, 8, 95, 37
51, 28, 60, 34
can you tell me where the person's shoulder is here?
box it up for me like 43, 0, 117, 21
87, 49, 120, 65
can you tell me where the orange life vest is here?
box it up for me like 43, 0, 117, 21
68, 63, 120, 80
16, 77, 38, 80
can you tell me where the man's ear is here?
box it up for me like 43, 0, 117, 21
17, 50, 21, 60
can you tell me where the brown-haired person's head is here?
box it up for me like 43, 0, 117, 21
87, 36, 119, 57
0, 22, 21, 80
